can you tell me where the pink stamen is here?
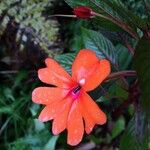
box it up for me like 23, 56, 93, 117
71, 85, 81, 100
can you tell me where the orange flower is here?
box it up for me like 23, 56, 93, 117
32, 49, 110, 146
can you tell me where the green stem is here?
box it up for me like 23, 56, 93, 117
49, 14, 76, 18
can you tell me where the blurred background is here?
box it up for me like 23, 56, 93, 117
0, 0, 149, 149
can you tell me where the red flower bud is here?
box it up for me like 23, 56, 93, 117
73, 6, 94, 19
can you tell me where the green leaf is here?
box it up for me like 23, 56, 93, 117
115, 44, 132, 70
120, 115, 150, 150
92, 18, 122, 32
65, 0, 91, 8
0, 106, 13, 114
43, 136, 59, 150
65, 0, 146, 30
4, 87, 15, 101
55, 53, 76, 74
111, 116, 125, 139
133, 36, 150, 116
65, 0, 121, 20
99, 0, 146, 29
108, 83, 128, 99
120, 119, 140, 150
82, 28, 118, 67
34, 119, 45, 132
13, 70, 28, 89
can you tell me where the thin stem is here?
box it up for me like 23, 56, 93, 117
0, 70, 18, 74
48, 14, 76, 18
0, 117, 11, 135
105, 70, 137, 81
111, 65, 130, 90
0, 70, 35, 74
125, 39, 135, 55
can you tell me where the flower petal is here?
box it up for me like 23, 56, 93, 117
72, 49, 110, 91
52, 98, 72, 135
81, 92, 107, 125
38, 99, 67, 122
72, 49, 99, 82
32, 87, 68, 105
38, 58, 74, 88
83, 59, 111, 91
67, 100, 84, 146
79, 99, 95, 134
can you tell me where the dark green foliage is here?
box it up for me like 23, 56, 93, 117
115, 44, 132, 70
120, 116, 150, 150
134, 36, 150, 116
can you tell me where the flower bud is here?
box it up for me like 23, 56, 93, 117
73, 6, 94, 19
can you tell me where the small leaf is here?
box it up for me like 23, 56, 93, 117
115, 44, 132, 70
13, 70, 28, 89
43, 136, 59, 150
55, 53, 76, 74
111, 116, 125, 139
34, 119, 45, 132
109, 83, 128, 99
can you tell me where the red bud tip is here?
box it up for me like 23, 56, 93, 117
73, 6, 94, 19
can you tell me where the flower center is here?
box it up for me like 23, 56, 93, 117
70, 85, 82, 100
72, 85, 81, 94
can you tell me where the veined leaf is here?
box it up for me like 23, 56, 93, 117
133, 36, 150, 116
82, 28, 118, 67
55, 53, 76, 74
65, 0, 146, 30
99, 0, 146, 29
115, 44, 132, 70
65, 0, 121, 20
120, 115, 150, 150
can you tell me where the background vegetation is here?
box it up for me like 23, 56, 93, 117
0, 0, 150, 149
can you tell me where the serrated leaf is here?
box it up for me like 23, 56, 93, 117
65, 0, 146, 31
100, 0, 146, 29
82, 28, 118, 66
120, 118, 141, 150
133, 36, 150, 116
55, 53, 76, 74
